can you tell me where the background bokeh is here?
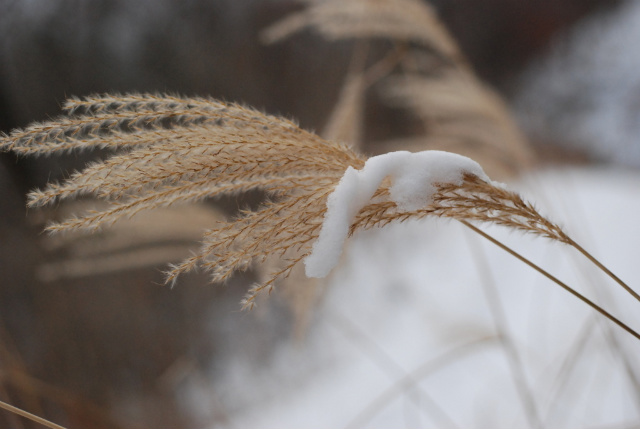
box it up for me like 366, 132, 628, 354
0, 1, 637, 428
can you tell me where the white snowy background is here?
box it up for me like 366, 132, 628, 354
3, 1, 639, 428
516, 0, 640, 168
185, 167, 639, 429
170, 1, 640, 427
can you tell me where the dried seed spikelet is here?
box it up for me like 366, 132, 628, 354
262, 0, 462, 62
1, 94, 568, 308
351, 174, 570, 245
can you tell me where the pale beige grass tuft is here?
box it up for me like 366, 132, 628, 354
3, 93, 635, 325
34, 204, 224, 281
383, 71, 533, 176
261, 0, 462, 62
262, 0, 535, 178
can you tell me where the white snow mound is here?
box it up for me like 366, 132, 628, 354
304, 150, 491, 278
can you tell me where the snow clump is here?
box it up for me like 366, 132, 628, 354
304, 150, 491, 278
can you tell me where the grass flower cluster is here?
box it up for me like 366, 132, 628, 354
2, 93, 635, 329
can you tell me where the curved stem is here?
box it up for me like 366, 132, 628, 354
460, 221, 640, 342
565, 237, 640, 303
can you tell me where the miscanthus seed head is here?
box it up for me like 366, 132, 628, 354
1, 93, 568, 309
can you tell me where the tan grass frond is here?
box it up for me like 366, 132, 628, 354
263, 0, 534, 179
384, 71, 535, 176
38, 203, 223, 254
350, 174, 569, 244
0, 93, 310, 155
61, 93, 227, 115
0, 93, 616, 310
35, 204, 224, 281
261, 0, 462, 62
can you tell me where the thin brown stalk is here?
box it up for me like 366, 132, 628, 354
0, 399, 66, 429
566, 237, 640, 303
0, 385, 25, 429
460, 220, 640, 341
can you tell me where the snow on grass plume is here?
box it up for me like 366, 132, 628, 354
2, 94, 637, 341
305, 150, 491, 278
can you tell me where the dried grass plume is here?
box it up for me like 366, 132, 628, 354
2, 93, 573, 309
263, 0, 535, 177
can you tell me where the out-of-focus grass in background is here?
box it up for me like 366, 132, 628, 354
0, 0, 637, 427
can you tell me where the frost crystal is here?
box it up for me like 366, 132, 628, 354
304, 150, 489, 278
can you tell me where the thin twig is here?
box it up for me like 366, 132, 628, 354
460, 220, 640, 342
0, 399, 66, 429
362, 44, 408, 88
566, 237, 640, 303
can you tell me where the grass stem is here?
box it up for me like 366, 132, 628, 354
566, 237, 640, 303
460, 220, 640, 342
0, 399, 67, 429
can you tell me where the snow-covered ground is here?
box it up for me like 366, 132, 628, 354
192, 166, 640, 429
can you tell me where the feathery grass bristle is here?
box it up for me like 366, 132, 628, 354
0, 93, 576, 308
